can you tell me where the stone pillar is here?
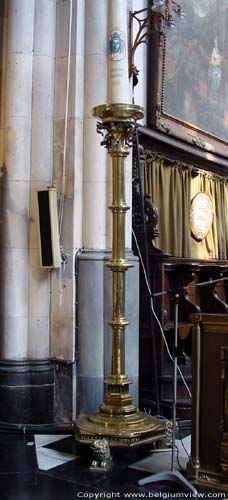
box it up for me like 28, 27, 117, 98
28, 0, 56, 359
1, 0, 34, 360
51, 0, 85, 422
77, 0, 108, 414
0, 0, 55, 425
0, 3, 6, 168
83, 0, 108, 250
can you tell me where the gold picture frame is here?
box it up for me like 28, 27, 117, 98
148, 0, 228, 159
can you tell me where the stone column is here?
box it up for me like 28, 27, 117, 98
1, 0, 34, 360
0, 3, 6, 168
83, 0, 108, 250
28, 0, 56, 359
77, 0, 108, 414
0, 0, 56, 425
51, 0, 85, 422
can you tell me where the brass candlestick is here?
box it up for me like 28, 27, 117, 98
75, 103, 166, 447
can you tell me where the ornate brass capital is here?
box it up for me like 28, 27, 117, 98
93, 103, 144, 157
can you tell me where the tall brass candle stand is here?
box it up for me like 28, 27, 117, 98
75, 103, 166, 447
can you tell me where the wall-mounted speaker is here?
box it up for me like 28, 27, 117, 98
37, 188, 61, 268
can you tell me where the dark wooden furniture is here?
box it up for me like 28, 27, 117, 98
138, 255, 228, 419
189, 314, 228, 490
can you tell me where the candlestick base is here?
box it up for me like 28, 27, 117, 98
75, 380, 166, 447
74, 101, 166, 449
75, 410, 166, 448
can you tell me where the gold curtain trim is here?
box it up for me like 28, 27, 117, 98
141, 149, 228, 184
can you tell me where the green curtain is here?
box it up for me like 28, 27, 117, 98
142, 151, 228, 259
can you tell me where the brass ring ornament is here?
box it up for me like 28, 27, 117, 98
190, 192, 214, 241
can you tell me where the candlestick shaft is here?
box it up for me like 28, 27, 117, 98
109, 148, 128, 377
111, 271, 125, 375
112, 156, 127, 259
104, 111, 133, 398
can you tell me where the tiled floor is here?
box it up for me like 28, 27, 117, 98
0, 431, 204, 499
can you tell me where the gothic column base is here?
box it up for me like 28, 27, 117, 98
0, 360, 54, 424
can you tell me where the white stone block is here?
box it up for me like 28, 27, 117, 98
32, 55, 55, 119
5, 53, 33, 118
0, 248, 29, 318
34, 0, 56, 57
85, 0, 108, 56
53, 118, 65, 183
4, 117, 31, 181
63, 119, 75, 199
60, 197, 74, 249
73, 198, 83, 249
54, 55, 76, 120
74, 55, 84, 119
51, 264, 74, 318
55, 0, 77, 58
28, 316, 50, 359
29, 249, 50, 317
84, 55, 107, 117
1, 180, 29, 249
0, 315, 28, 359
31, 117, 54, 182
50, 270, 75, 361
8, 0, 35, 54
82, 180, 107, 249
74, 117, 84, 171
75, 0, 85, 57
53, 120, 83, 204
53, 115, 83, 248
83, 117, 107, 183
53, 117, 75, 195
73, 122, 83, 248
59, 247, 75, 280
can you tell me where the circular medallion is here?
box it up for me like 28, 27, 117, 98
190, 192, 214, 241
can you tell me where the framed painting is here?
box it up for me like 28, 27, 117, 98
148, 0, 228, 158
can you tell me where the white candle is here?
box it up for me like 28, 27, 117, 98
108, 0, 130, 104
